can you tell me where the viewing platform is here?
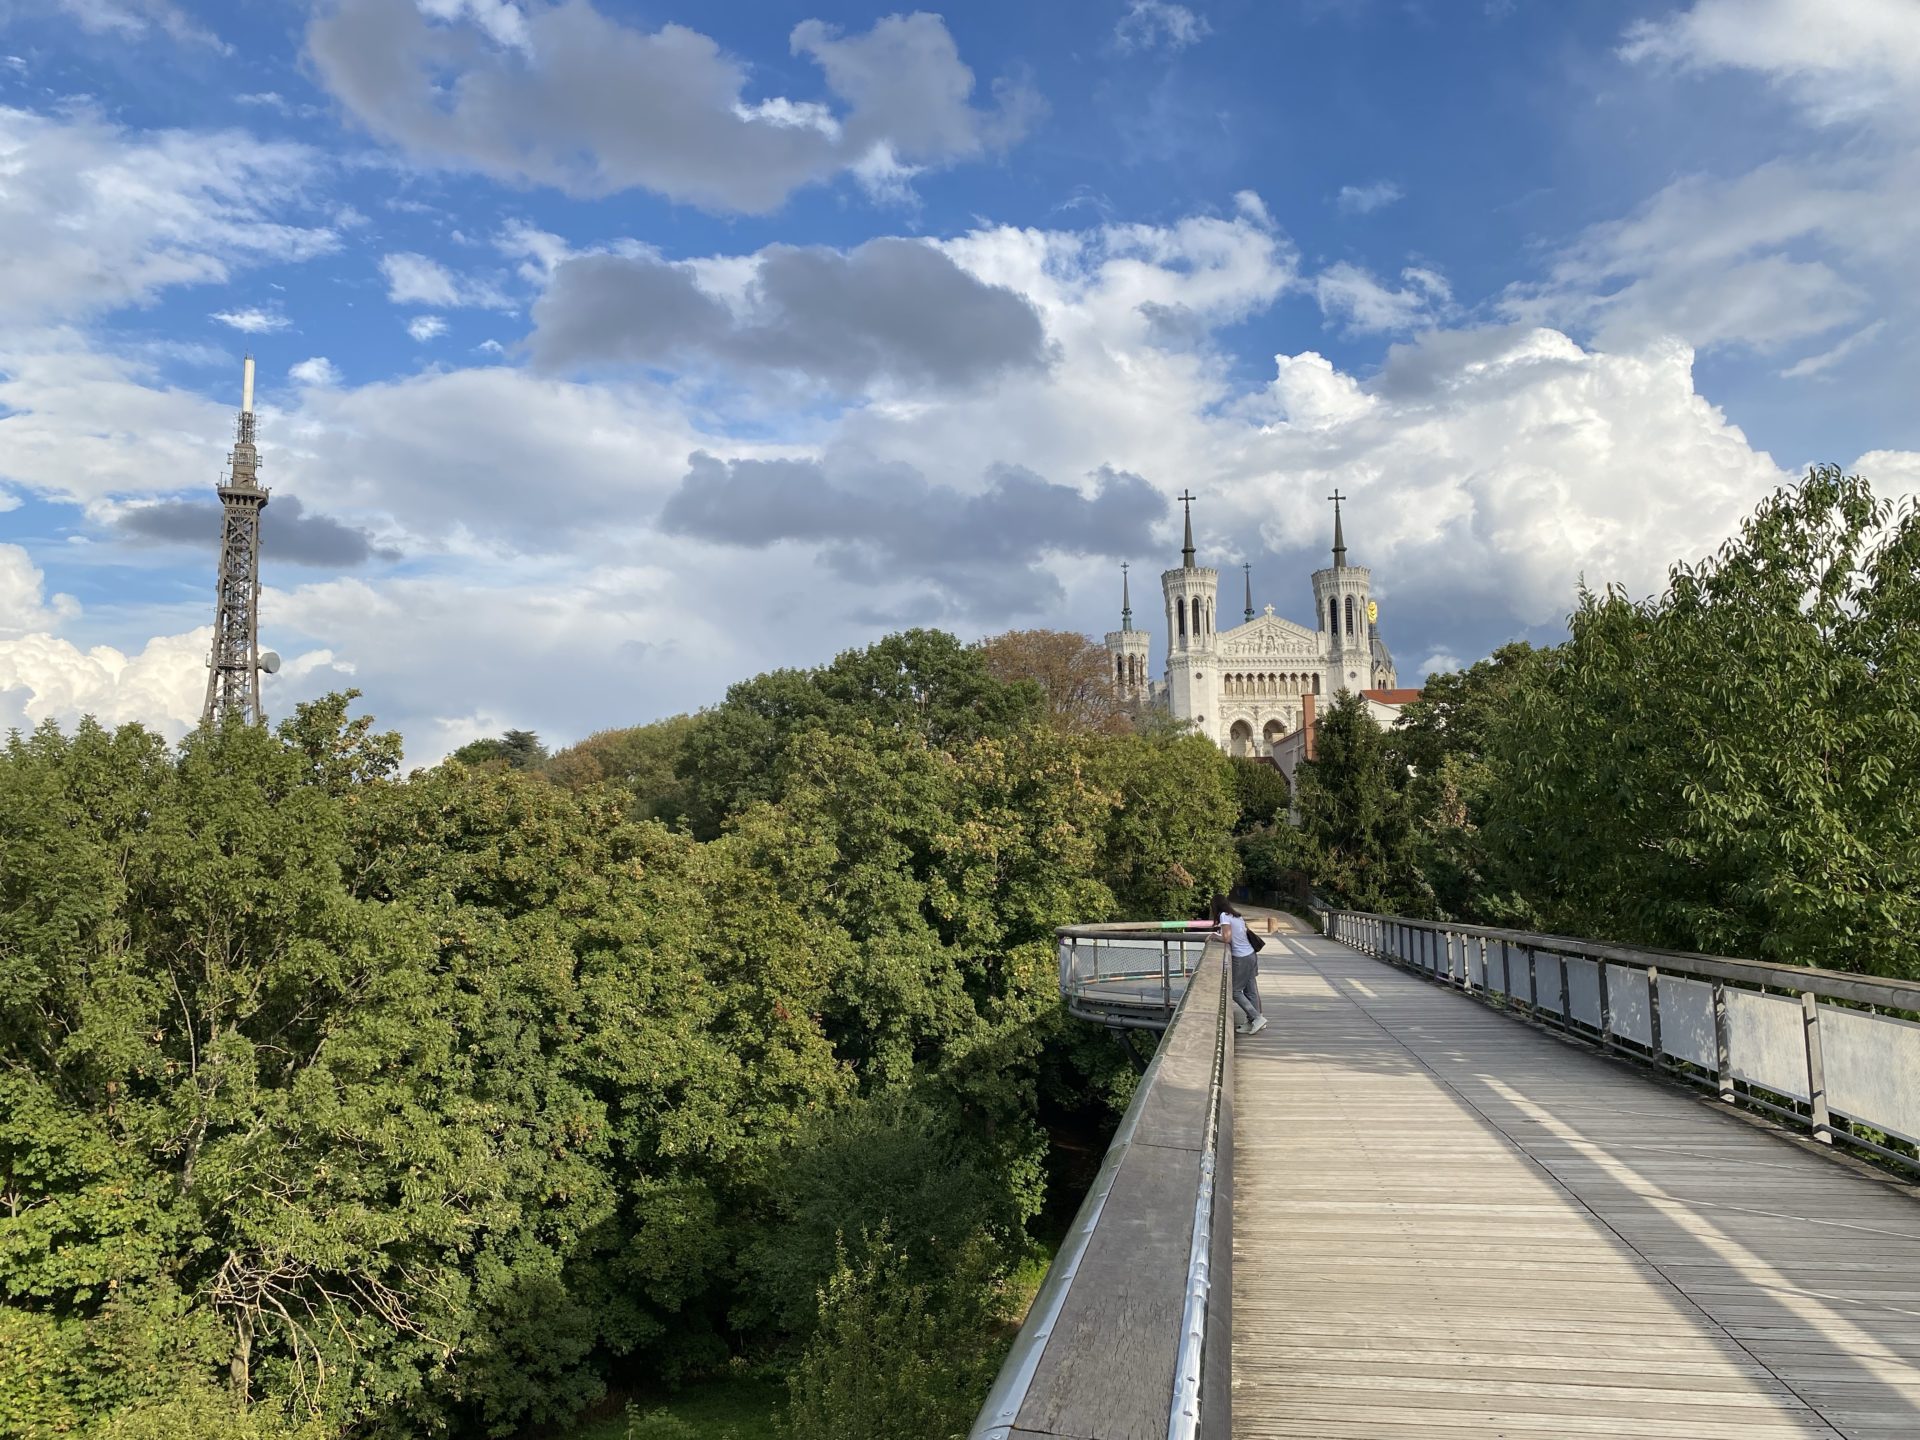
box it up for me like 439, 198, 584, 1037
977, 913, 1920, 1439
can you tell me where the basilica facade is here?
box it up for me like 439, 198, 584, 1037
1104, 495, 1397, 757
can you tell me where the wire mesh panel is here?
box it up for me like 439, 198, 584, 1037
1534, 952, 1565, 1017
1606, 963, 1654, 1047
1656, 975, 1717, 1068
1727, 990, 1810, 1102
1821, 1006, 1920, 1145
1567, 957, 1602, 1028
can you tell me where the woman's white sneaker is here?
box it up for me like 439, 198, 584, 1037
1248, 1015, 1269, 1035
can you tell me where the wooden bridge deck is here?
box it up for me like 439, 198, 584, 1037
1232, 933, 1920, 1440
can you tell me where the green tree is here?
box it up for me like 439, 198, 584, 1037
544, 714, 701, 824
1229, 758, 1291, 835
1487, 466, 1920, 975
676, 631, 1042, 837
1294, 692, 1428, 913
451, 728, 547, 771
1386, 644, 1544, 923
1085, 729, 1238, 918
782, 1234, 1006, 1440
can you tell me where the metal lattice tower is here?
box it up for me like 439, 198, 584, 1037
201, 356, 270, 727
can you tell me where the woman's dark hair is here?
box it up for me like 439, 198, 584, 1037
1210, 894, 1238, 920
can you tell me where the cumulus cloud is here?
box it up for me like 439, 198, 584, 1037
108, 494, 400, 567
10, 198, 1894, 759
528, 238, 1049, 391
379, 252, 512, 310
307, 1, 1038, 212
0, 106, 335, 325
290, 356, 341, 386
1336, 180, 1403, 215
1312, 262, 1450, 334
407, 315, 448, 342
661, 454, 1164, 613
1114, 2, 1211, 53
0, 545, 80, 639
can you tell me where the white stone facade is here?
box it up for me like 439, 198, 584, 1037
1104, 501, 1397, 755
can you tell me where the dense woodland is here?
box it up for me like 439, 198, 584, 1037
3, 468, 1916, 1438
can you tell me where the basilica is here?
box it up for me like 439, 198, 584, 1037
1104, 494, 1397, 757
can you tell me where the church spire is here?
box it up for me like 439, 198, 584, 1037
1328, 488, 1347, 568
1178, 489, 1197, 568
1243, 563, 1254, 623
1120, 562, 1133, 632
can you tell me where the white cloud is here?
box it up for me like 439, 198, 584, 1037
1513, 4, 1920, 368
1336, 180, 1403, 215
0, 106, 335, 325
1419, 650, 1463, 676
289, 356, 341, 386
8, 200, 1909, 761
1853, 449, 1920, 498
378, 252, 513, 310
308, 3, 1037, 213
1114, 1, 1211, 54
57, 0, 229, 52
211, 307, 289, 333
1779, 321, 1885, 380
407, 315, 448, 342
1312, 261, 1449, 334
1623, 0, 1920, 133
417, 0, 529, 53
0, 545, 79, 639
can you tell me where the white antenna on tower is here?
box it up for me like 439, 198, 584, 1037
241, 353, 256, 415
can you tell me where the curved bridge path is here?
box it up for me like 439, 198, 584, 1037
1233, 933, 1920, 1439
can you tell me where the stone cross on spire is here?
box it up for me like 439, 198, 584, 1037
1243, 562, 1254, 623
1178, 490, 1197, 568
1120, 561, 1133, 632
1328, 488, 1348, 568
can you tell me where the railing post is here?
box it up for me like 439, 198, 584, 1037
1713, 981, 1735, 1103
1647, 965, 1663, 1064
1162, 939, 1172, 1010
1558, 952, 1572, 1029
1526, 945, 1538, 1014
1598, 961, 1612, 1048
1460, 932, 1474, 994
1499, 940, 1512, 1005
1802, 990, 1831, 1144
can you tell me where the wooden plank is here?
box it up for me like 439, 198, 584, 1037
1232, 936, 1920, 1439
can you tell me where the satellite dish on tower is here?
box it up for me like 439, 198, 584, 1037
259, 651, 282, 675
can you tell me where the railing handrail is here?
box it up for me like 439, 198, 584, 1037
1332, 908, 1920, 1012
1326, 908, 1920, 1174
974, 928, 1232, 1440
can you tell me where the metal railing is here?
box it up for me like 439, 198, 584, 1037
973, 926, 1232, 1440
1058, 922, 1215, 1030
1327, 909, 1920, 1173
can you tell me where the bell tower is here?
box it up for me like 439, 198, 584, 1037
1104, 562, 1152, 700
201, 356, 272, 727
1310, 489, 1376, 695
1161, 490, 1220, 740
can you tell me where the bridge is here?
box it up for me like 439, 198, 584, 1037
974, 912, 1920, 1439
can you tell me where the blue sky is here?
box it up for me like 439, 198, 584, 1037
1, 0, 1916, 759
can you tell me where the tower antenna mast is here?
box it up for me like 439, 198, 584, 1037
201, 355, 271, 727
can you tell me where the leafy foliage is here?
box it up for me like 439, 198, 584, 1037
1292, 692, 1428, 913
1, 630, 1235, 1437
1485, 467, 1920, 974
974, 629, 1132, 735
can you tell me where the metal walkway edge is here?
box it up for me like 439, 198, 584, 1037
1233, 935, 1920, 1439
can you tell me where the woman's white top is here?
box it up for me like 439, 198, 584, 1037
1221, 913, 1255, 958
